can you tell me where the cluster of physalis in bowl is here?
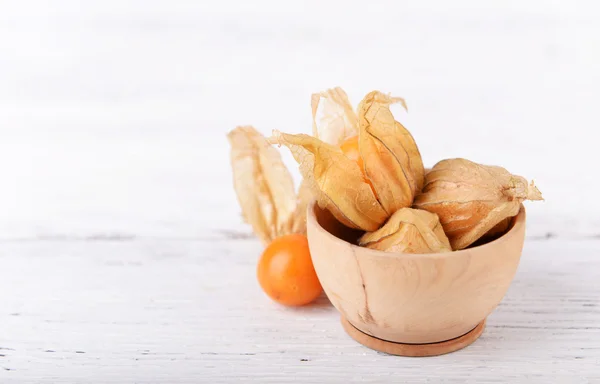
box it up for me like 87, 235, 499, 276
227, 87, 543, 313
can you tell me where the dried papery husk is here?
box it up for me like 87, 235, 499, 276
413, 158, 543, 250
359, 208, 451, 254
483, 217, 512, 240
271, 130, 387, 232
290, 180, 313, 234
311, 87, 358, 146
357, 91, 425, 215
227, 126, 298, 245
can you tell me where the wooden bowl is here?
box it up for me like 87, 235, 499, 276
306, 202, 526, 345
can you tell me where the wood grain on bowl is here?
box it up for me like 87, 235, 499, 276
307, 202, 526, 344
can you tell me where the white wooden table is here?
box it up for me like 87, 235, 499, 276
1, 236, 599, 382
1, 1, 599, 382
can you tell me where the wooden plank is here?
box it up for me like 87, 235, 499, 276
0, 238, 598, 382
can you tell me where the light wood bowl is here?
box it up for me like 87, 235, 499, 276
307, 202, 526, 345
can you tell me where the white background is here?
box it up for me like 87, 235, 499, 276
1, 0, 599, 240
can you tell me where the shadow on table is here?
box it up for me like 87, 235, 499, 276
285, 292, 335, 313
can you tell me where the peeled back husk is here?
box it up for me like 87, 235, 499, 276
311, 87, 359, 146
357, 91, 425, 215
227, 126, 304, 244
359, 208, 451, 254
482, 217, 512, 241
271, 130, 388, 232
413, 158, 543, 250
290, 179, 313, 234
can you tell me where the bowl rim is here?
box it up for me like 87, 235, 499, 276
306, 201, 526, 260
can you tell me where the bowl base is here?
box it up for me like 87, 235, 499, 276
341, 317, 486, 357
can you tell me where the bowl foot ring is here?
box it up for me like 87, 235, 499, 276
341, 317, 486, 357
